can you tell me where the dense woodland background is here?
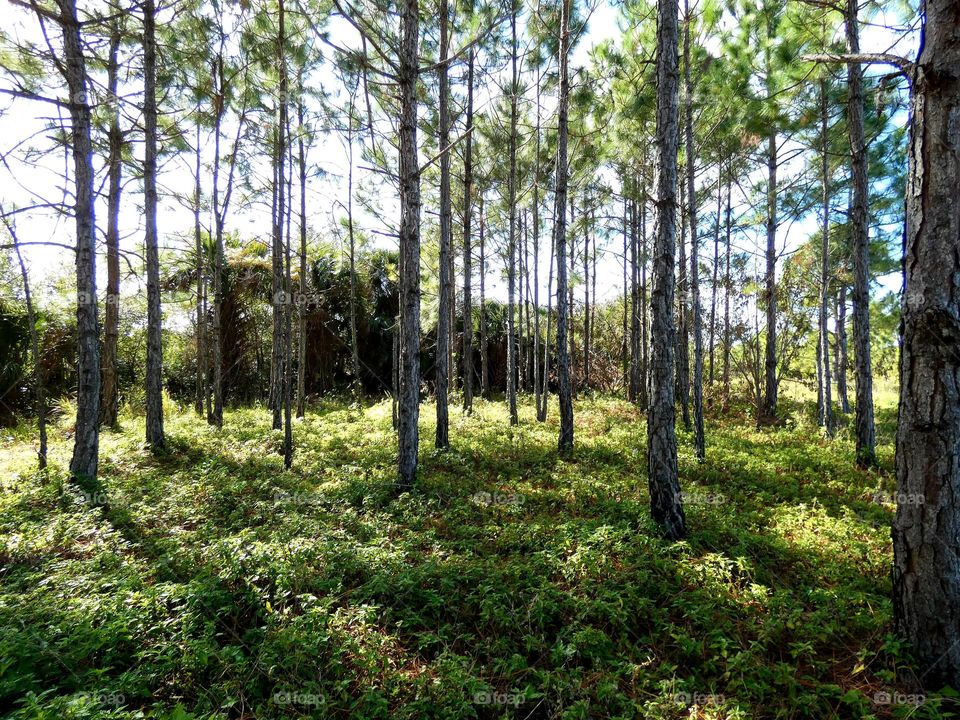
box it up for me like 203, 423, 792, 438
1, 0, 959, 717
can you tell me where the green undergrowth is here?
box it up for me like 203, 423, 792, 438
1, 394, 955, 719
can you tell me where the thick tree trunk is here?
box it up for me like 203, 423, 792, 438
892, 2, 960, 688
647, 0, 686, 540
684, 2, 704, 460
818, 77, 834, 437
62, 0, 100, 482
555, 0, 574, 453
435, 0, 451, 447
396, 0, 421, 490
462, 48, 475, 414
845, 0, 876, 466
763, 132, 778, 421
144, 0, 165, 450
100, 29, 122, 429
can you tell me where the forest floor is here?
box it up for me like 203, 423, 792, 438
1, 388, 956, 719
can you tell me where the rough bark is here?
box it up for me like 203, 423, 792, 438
555, 0, 574, 453
63, 0, 101, 482
396, 0, 421, 490
892, 1, 960, 688
647, 0, 686, 540
100, 29, 122, 429
845, 0, 876, 466
144, 0, 165, 450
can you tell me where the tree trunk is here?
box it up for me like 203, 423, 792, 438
297, 82, 308, 418
818, 77, 834, 437
708, 163, 721, 387
892, 1, 960, 687
101, 29, 122, 429
462, 48, 475, 414
397, 0, 421, 489
144, 0, 165, 450
506, 7, 519, 425
677, 196, 690, 429
539, 194, 555, 422
763, 131, 778, 421
62, 0, 100, 482
623, 192, 631, 396
479, 196, 489, 399
648, 0, 686, 540
684, 0, 704, 460
640, 184, 649, 411
845, 0, 876, 466
837, 283, 850, 412
722, 174, 731, 408
583, 204, 591, 391
194, 120, 208, 419
347, 77, 362, 399
10, 223, 46, 469
435, 0, 451, 447
630, 191, 641, 403
554, 0, 574, 453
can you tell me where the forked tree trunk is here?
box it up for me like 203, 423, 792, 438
101, 29, 122, 429
396, 0, 422, 489
845, 0, 876, 466
647, 0, 686, 540
893, 0, 960, 688
435, 0, 452, 447
554, 0, 574, 453
62, 0, 101, 482
144, 0, 165, 450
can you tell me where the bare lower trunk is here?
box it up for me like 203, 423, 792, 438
506, 8, 519, 425
539, 202, 555, 422
479, 196, 489, 399
555, 0, 573, 453
647, 0, 686, 540
763, 132, 778, 421
818, 77, 834, 437
630, 191, 641, 403
708, 164, 721, 387
845, 0, 875, 466
101, 29, 122, 429
640, 188, 649, 411
10, 225, 46, 469
297, 88, 308, 418
461, 48, 475, 414
347, 81, 362, 398
677, 200, 690, 429
144, 0, 165, 450
194, 122, 208, 418
837, 283, 850, 412
684, 1, 704, 460
397, 0, 421, 490
62, 0, 100, 482
892, 2, 960, 687
722, 176, 731, 407
435, 0, 452, 447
